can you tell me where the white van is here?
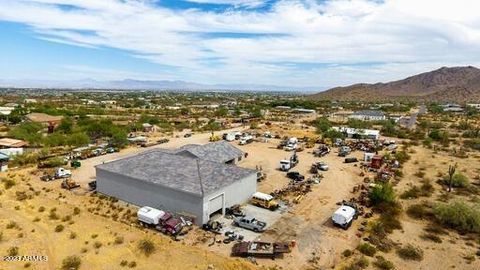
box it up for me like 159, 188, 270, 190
332, 205, 357, 230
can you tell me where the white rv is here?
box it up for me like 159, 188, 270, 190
332, 205, 357, 230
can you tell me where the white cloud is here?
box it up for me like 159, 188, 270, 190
1, 0, 480, 87
184, 0, 267, 8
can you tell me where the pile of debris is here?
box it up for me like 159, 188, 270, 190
270, 181, 313, 205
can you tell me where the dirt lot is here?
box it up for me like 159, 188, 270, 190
4, 121, 480, 270
0, 167, 258, 270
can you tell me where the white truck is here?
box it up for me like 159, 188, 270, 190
332, 204, 357, 230
55, 167, 72, 178
279, 152, 299, 171
239, 135, 253, 145
137, 206, 168, 227
224, 133, 236, 142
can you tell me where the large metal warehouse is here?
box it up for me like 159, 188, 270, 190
95, 141, 256, 225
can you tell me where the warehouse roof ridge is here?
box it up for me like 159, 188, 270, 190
175, 141, 244, 163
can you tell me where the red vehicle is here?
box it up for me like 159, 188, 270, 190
161, 217, 183, 235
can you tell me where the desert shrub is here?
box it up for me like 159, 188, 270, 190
400, 186, 421, 199
394, 151, 410, 164
128, 261, 137, 268
445, 173, 469, 188
93, 241, 102, 249
342, 256, 369, 270
33, 217, 40, 222
397, 244, 424, 261
6, 221, 18, 229
54, 225, 64, 233
373, 256, 395, 270
38, 206, 45, 212
7, 246, 19, 256
120, 260, 128, 267
342, 249, 353, 257
137, 239, 155, 257
420, 233, 442, 243
370, 183, 396, 206
48, 211, 59, 220
1, 178, 16, 189
357, 243, 377, 257
61, 255, 81, 270
24, 262, 31, 268
420, 179, 434, 195
69, 232, 77, 239
414, 171, 425, 178
73, 207, 81, 215
114, 236, 124, 245
15, 191, 28, 201
406, 203, 432, 219
0, 231, 3, 241
433, 201, 480, 233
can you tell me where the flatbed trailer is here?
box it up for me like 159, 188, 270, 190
231, 241, 291, 258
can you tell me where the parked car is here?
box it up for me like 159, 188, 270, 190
184, 133, 192, 138
344, 157, 358, 163
233, 216, 267, 232
286, 171, 305, 181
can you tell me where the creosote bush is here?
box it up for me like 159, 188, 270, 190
357, 243, 377, 257
373, 256, 395, 270
7, 246, 19, 256
433, 200, 480, 233
397, 244, 424, 261
137, 239, 155, 257
54, 224, 65, 233
61, 255, 81, 270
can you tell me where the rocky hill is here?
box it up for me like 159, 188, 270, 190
310, 66, 480, 102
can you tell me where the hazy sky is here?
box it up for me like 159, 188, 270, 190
1, 0, 480, 88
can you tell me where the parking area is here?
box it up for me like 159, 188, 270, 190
211, 204, 287, 241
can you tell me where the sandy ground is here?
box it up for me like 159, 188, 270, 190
380, 145, 480, 270
5, 121, 480, 270
0, 168, 259, 270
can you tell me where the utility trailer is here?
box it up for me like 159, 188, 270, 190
231, 241, 291, 258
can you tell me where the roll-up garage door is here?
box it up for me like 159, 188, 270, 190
209, 194, 224, 215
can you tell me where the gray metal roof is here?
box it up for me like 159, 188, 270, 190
96, 148, 255, 197
352, 110, 385, 117
174, 141, 244, 163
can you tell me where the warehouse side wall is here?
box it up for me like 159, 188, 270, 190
96, 168, 204, 225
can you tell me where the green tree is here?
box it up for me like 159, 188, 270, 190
313, 117, 331, 134
57, 118, 74, 133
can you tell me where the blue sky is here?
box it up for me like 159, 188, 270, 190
0, 0, 479, 88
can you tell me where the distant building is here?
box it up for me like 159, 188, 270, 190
24, 99, 37, 104
349, 110, 386, 121
25, 113, 63, 124
293, 108, 316, 114
275, 106, 291, 110
441, 103, 463, 112
333, 126, 380, 140
467, 104, 480, 110
0, 107, 15, 116
0, 138, 28, 148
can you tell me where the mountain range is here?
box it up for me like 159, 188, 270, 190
310, 66, 480, 102
0, 78, 321, 93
